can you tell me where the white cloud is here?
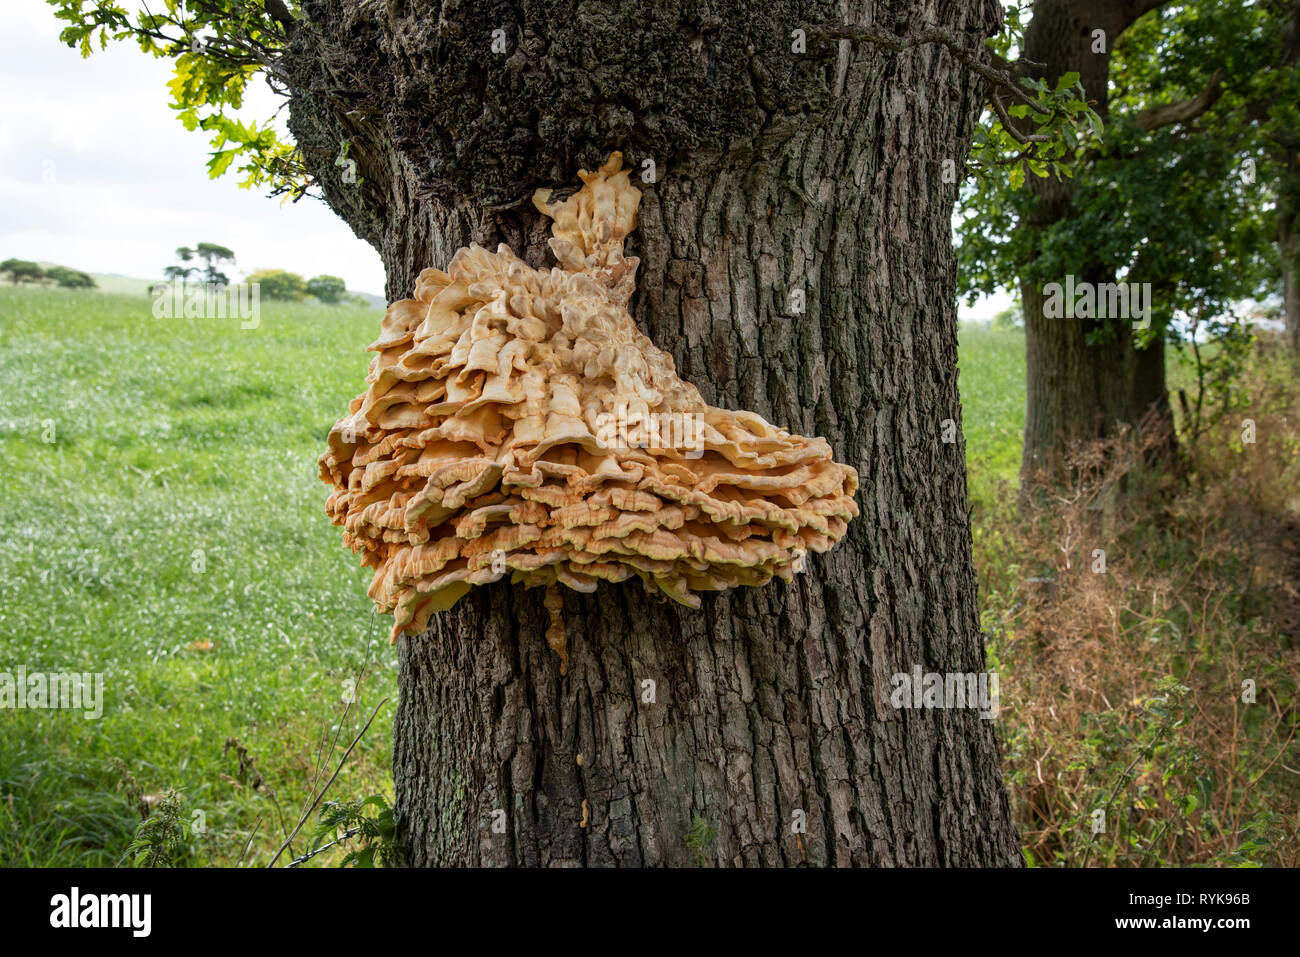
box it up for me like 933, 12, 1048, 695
0, 0, 387, 296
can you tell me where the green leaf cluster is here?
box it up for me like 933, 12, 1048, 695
958, 0, 1292, 348
49, 1, 311, 198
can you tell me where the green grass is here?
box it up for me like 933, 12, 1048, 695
0, 285, 393, 866
956, 325, 1026, 488
956, 325, 1027, 581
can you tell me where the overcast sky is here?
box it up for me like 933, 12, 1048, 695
0, 0, 388, 295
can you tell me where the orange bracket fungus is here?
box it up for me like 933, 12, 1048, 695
320, 154, 860, 669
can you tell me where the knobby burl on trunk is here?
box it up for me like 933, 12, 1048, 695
286, 0, 1023, 866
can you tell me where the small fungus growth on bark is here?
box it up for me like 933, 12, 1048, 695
320, 154, 859, 664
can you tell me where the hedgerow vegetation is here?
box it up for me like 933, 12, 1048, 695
963, 325, 1300, 866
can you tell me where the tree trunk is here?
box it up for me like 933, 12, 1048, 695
1274, 0, 1300, 352
287, 0, 1021, 866
1280, 195, 1300, 353
1017, 0, 1175, 484
1021, 276, 1173, 482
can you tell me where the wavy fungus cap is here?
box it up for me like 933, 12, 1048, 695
320, 154, 859, 668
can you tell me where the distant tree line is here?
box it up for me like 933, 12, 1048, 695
161, 242, 350, 304
0, 259, 96, 288
246, 268, 350, 304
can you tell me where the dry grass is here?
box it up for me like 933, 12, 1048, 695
980, 339, 1300, 867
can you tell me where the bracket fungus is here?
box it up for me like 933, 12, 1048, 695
320, 154, 859, 667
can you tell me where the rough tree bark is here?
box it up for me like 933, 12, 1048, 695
1282, 205, 1300, 352
1017, 0, 1176, 484
285, 0, 1021, 865
1274, 1, 1300, 352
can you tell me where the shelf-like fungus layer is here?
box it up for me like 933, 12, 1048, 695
320, 154, 859, 659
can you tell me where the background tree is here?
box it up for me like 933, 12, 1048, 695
992, 302, 1024, 330
172, 245, 197, 280
54, 0, 1032, 866
0, 259, 47, 285
957, 0, 1284, 485
164, 246, 198, 284
247, 267, 306, 300
45, 265, 97, 288
1116, 0, 1291, 427
172, 242, 236, 285
194, 242, 237, 286
306, 274, 346, 304
1252, 0, 1300, 350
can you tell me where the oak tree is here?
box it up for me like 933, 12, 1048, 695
56, 0, 1024, 866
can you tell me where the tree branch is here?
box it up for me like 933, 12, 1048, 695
1131, 0, 1174, 19
810, 22, 1049, 114
1135, 68, 1226, 131
1114, 0, 1176, 35
263, 0, 296, 33
990, 90, 1054, 144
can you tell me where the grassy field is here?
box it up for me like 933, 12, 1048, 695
953, 326, 1027, 587
954, 325, 1027, 488
0, 285, 392, 866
